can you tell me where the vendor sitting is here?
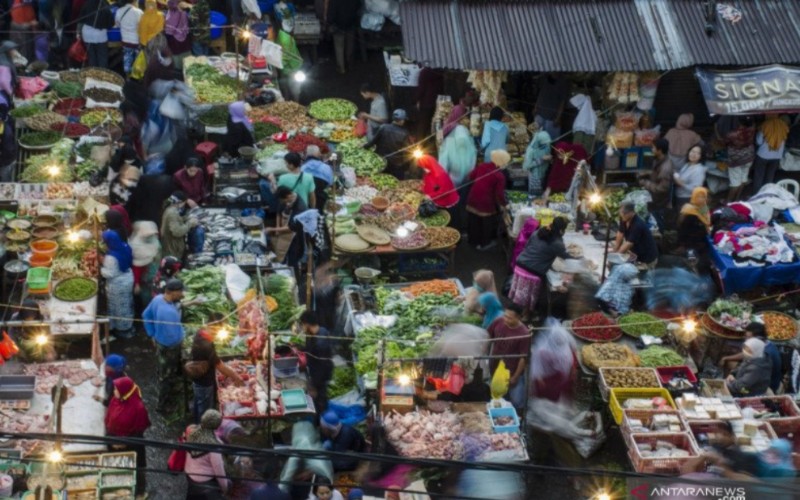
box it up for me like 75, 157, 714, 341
319, 410, 365, 472
726, 338, 772, 397
222, 101, 255, 157
612, 202, 658, 268
720, 322, 783, 394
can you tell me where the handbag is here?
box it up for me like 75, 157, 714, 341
130, 50, 147, 80
183, 360, 210, 380
167, 442, 187, 472
68, 38, 88, 63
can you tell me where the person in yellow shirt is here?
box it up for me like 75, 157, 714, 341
138, 0, 165, 48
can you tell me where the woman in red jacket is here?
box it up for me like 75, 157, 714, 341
105, 377, 151, 495
466, 149, 510, 251
418, 154, 459, 208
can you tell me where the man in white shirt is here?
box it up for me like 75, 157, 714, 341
358, 82, 388, 141
115, 0, 143, 74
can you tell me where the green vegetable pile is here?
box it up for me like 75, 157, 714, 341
506, 191, 528, 204
21, 139, 74, 182
639, 346, 684, 368
185, 63, 240, 103
10, 105, 45, 119
418, 211, 449, 227
337, 139, 386, 176
593, 188, 626, 220
179, 267, 236, 327
371, 174, 399, 190
618, 312, 666, 338
254, 121, 282, 142
708, 299, 751, 319
54, 277, 98, 302
199, 107, 229, 127
53, 81, 82, 98
256, 143, 288, 161
263, 274, 305, 330
329, 365, 357, 399
19, 130, 61, 147
308, 98, 358, 121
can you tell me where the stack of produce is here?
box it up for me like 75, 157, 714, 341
178, 267, 236, 327
218, 359, 279, 417
184, 61, 240, 103
20, 138, 74, 182
571, 312, 622, 342
707, 298, 752, 331
308, 98, 357, 121
262, 274, 304, 330
504, 112, 530, 157
581, 343, 639, 371
263, 101, 317, 131
677, 394, 743, 420
638, 346, 684, 368
337, 139, 386, 176
619, 312, 666, 337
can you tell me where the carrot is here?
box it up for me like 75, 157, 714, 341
401, 279, 459, 298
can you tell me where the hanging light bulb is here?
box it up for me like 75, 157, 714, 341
294, 71, 307, 83
46, 165, 61, 177
34, 334, 49, 346
217, 328, 230, 341
397, 374, 411, 386
241, 29, 252, 40
412, 148, 424, 160
682, 318, 697, 333
47, 449, 63, 463
588, 192, 603, 205
66, 230, 80, 243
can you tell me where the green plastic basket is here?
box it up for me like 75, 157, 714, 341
26, 267, 51, 291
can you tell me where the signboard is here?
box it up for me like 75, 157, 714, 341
695, 65, 800, 115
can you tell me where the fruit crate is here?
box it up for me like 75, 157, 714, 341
765, 418, 800, 469
598, 367, 661, 402
621, 408, 690, 444
609, 388, 676, 425
734, 396, 800, 425
628, 432, 699, 475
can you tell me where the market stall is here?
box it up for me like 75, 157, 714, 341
0, 360, 106, 458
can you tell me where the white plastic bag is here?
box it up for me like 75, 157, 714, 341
159, 93, 186, 120
781, 150, 800, 171
241, 0, 261, 18
224, 263, 252, 303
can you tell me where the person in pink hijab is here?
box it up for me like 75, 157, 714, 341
164, 0, 191, 66
417, 154, 459, 208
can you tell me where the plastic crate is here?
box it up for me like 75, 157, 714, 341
700, 379, 732, 400
628, 432, 699, 475
26, 266, 51, 291
621, 409, 690, 441
98, 469, 135, 489
609, 388, 676, 425
735, 396, 800, 425
597, 367, 661, 402
767, 418, 800, 469
619, 146, 653, 170
687, 419, 777, 451
488, 407, 520, 433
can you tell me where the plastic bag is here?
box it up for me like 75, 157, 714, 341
68, 38, 87, 63
622, 190, 652, 219
490, 361, 510, 400
15, 77, 48, 99
634, 125, 661, 146
360, 12, 385, 31
353, 118, 368, 138
130, 51, 147, 80
159, 93, 186, 120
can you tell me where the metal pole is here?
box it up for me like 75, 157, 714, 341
255, 264, 273, 447
305, 234, 313, 308
601, 222, 612, 283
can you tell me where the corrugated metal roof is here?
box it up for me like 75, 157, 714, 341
399, 0, 800, 72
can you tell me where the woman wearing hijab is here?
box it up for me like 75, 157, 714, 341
726, 337, 772, 397
138, 0, 164, 48
79, 0, 115, 67
161, 191, 197, 259
100, 354, 127, 406
753, 115, 790, 193
438, 124, 477, 231
106, 205, 132, 240
664, 113, 702, 168
568, 93, 597, 154
758, 439, 796, 500
105, 377, 150, 496
478, 292, 504, 330
129, 221, 161, 306
480, 106, 509, 163
522, 117, 552, 197
185, 410, 230, 499
530, 318, 577, 403
417, 154, 459, 208
223, 101, 255, 156
164, 0, 191, 68
677, 187, 711, 257
109, 164, 142, 211
101, 230, 136, 339
595, 263, 639, 315
463, 270, 497, 315
0, 67, 17, 183
466, 149, 510, 251
173, 156, 207, 205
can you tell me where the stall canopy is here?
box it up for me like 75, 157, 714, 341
696, 65, 800, 115
399, 0, 800, 72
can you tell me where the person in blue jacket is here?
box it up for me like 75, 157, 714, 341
480, 106, 509, 163
319, 411, 365, 472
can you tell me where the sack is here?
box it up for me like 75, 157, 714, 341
131, 51, 147, 80
68, 38, 88, 63
353, 118, 368, 138
167, 448, 187, 472
270, 231, 295, 263
183, 360, 210, 379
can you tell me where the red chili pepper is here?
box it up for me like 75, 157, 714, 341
573, 312, 621, 340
